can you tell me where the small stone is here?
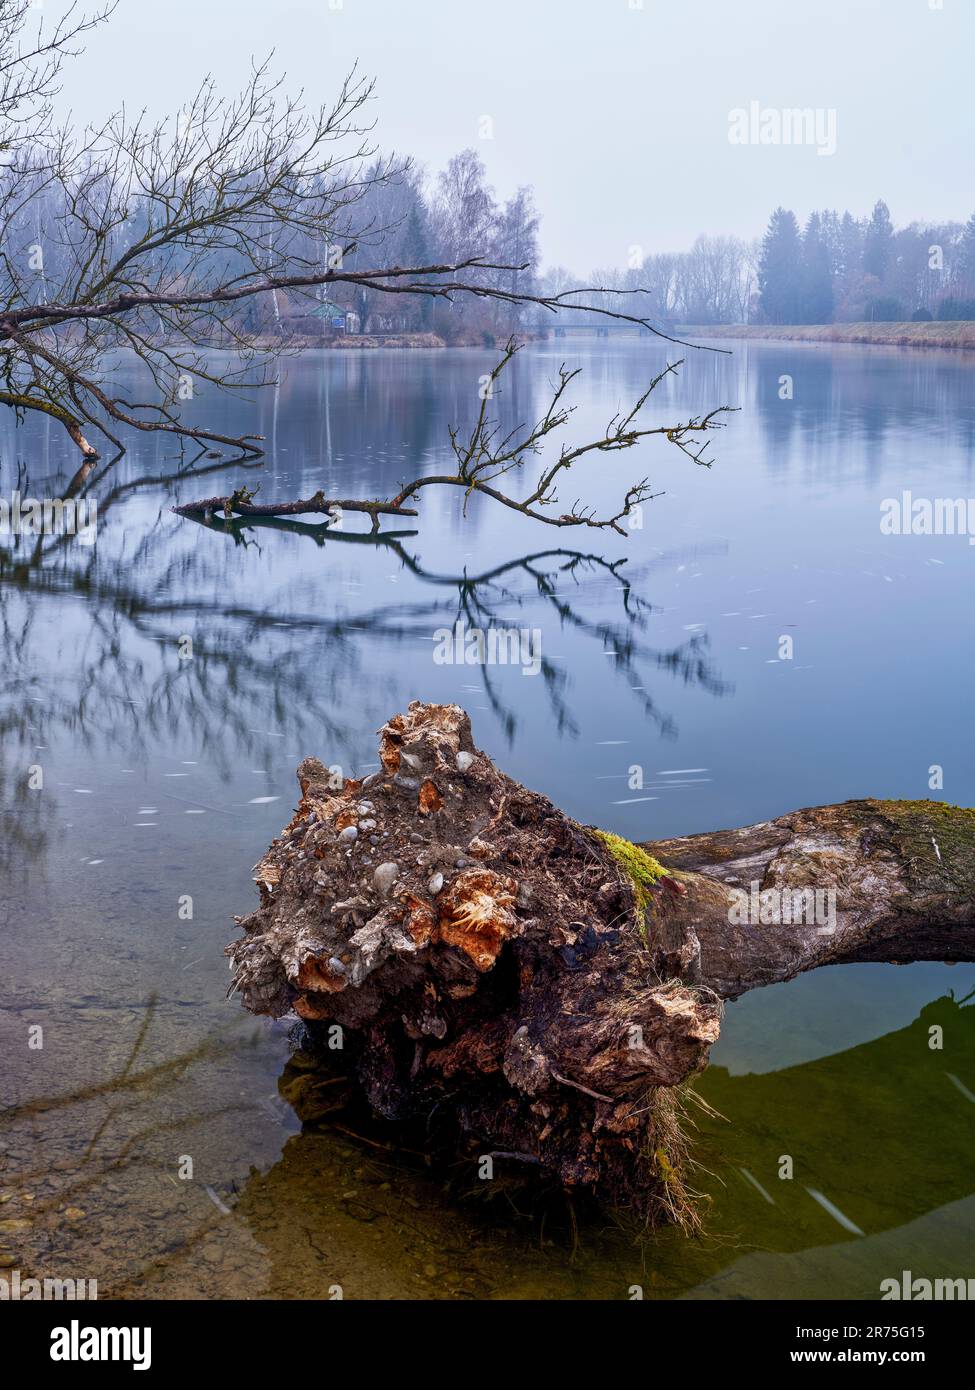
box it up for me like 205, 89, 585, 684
328, 957, 348, 976
360, 818, 377, 831
400, 752, 421, 770
455, 857, 473, 869
369, 836, 380, 846
392, 773, 420, 793
64, 1207, 85, 1222
428, 873, 444, 895
362, 773, 380, 788
409, 833, 425, 844
338, 825, 358, 843
373, 863, 399, 896
455, 751, 474, 773
358, 802, 375, 814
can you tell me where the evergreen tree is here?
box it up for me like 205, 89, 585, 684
863, 199, 894, 281
838, 212, 863, 286
820, 209, 843, 280
800, 212, 834, 323
956, 211, 975, 292
758, 208, 802, 323
399, 200, 434, 328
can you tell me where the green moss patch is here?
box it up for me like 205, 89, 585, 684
592, 829, 666, 937
873, 798, 975, 897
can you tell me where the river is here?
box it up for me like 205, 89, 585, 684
1, 335, 973, 1299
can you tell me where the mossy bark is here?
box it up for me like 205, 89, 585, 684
645, 798, 975, 999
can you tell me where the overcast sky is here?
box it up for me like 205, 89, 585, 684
48, 0, 975, 270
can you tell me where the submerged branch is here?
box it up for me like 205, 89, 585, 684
172, 486, 417, 529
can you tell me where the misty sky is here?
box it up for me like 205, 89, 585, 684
48, 0, 975, 270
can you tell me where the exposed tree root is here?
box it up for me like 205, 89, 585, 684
226, 702, 975, 1221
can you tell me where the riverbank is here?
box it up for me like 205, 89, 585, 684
194, 329, 533, 351
246, 331, 449, 350
678, 322, 975, 350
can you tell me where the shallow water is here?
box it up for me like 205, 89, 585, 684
1, 336, 973, 1298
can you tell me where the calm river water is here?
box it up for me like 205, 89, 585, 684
1, 335, 973, 1299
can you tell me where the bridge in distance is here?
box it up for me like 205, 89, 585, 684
535, 322, 674, 338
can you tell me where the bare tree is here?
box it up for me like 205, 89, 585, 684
0, 4, 702, 463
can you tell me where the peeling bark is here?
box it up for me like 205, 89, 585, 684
0, 388, 100, 460
64, 418, 100, 461
226, 703, 975, 1217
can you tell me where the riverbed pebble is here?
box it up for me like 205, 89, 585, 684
373, 863, 399, 895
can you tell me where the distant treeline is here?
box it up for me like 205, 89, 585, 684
754, 202, 975, 325
12, 141, 972, 337
559, 202, 975, 330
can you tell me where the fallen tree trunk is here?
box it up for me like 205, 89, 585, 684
226, 702, 975, 1221
646, 800, 975, 999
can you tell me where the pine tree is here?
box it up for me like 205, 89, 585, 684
863, 200, 894, 281
838, 212, 863, 286
820, 209, 843, 280
800, 212, 834, 323
399, 201, 434, 329
956, 212, 975, 292
758, 208, 802, 323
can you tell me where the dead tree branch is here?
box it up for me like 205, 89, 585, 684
173, 341, 735, 534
